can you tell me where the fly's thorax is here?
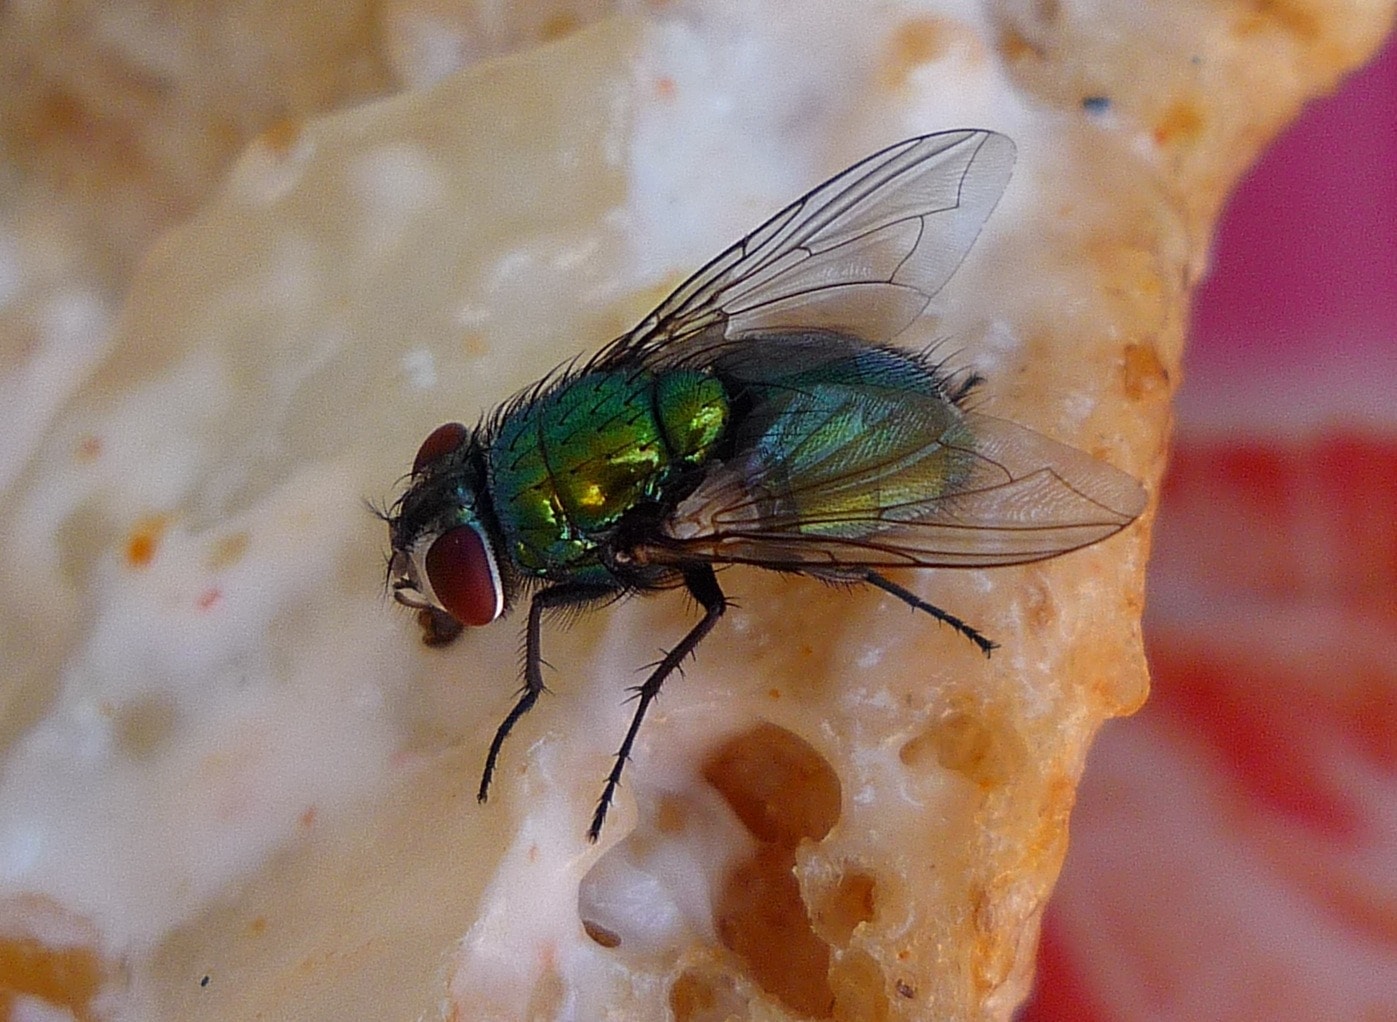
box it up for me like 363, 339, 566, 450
486, 369, 730, 577
653, 369, 729, 465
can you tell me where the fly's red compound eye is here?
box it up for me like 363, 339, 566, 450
413, 422, 469, 475
424, 524, 503, 626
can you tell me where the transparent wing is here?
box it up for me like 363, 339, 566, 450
594, 130, 1015, 370
646, 412, 1147, 570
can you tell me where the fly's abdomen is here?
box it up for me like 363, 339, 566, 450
729, 344, 977, 537
489, 369, 728, 576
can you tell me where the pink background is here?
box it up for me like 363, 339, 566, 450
1022, 31, 1397, 1022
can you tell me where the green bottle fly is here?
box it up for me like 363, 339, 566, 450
384, 130, 1146, 840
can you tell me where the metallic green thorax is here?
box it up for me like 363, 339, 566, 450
489, 369, 729, 578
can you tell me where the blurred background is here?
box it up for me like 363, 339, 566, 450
1021, 31, 1397, 1022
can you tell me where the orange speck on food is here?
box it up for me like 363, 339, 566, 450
461, 331, 489, 357
539, 13, 579, 41
196, 587, 222, 611
258, 116, 302, 156
125, 515, 169, 569
1234, 0, 1320, 42
998, 29, 1042, 62
1152, 99, 1204, 148
655, 75, 677, 100
768, 688, 782, 700
32, 87, 88, 136
0, 935, 108, 1022
1122, 342, 1169, 401
879, 18, 950, 89
206, 531, 249, 570
248, 916, 268, 936
75, 435, 102, 461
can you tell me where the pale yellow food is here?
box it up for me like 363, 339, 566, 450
0, 3, 1391, 1021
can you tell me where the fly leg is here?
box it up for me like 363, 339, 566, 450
478, 582, 613, 804
863, 570, 996, 657
589, 565, 727, 841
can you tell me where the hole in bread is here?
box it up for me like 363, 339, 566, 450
703, 723, 842, 1017
812, 869, 878, 946
669, 968, 748, 1021
898, 701, 1024, 790
581, 919, 621, 948
700, 721, 841, 845
833, 947, 895, 1021
714, 846, 834, 1016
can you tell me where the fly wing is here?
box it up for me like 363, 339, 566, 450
594, 130, 1015, 370
645, 411, 1147, 570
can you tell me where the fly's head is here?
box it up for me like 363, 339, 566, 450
387, 422, 505, 630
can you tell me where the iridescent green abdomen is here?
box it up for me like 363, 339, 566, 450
488, 368, 728, 577
723, 342, 977, 537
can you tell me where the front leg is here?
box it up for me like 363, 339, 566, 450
589, 564, 727, 841
477, 582, 615, 804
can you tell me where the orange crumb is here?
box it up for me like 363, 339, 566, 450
0, 935, 106, 1022
299, 806, 318, 828
196, 587, 222, 611
248, 916, 268, 936
1153, 98, 1204, 147
879, 18, 949, 89
124, 514, 169, 569
655, 75, 677, 100
768, 688, 782, 700
1122, 342, 1169, 401
998, 28, 1042, 62
1235, 0, 1320, 42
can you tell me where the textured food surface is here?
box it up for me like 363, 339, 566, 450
0, 2, 1391, 1021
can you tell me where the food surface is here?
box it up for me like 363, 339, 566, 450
0, 2, 1390, 1020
